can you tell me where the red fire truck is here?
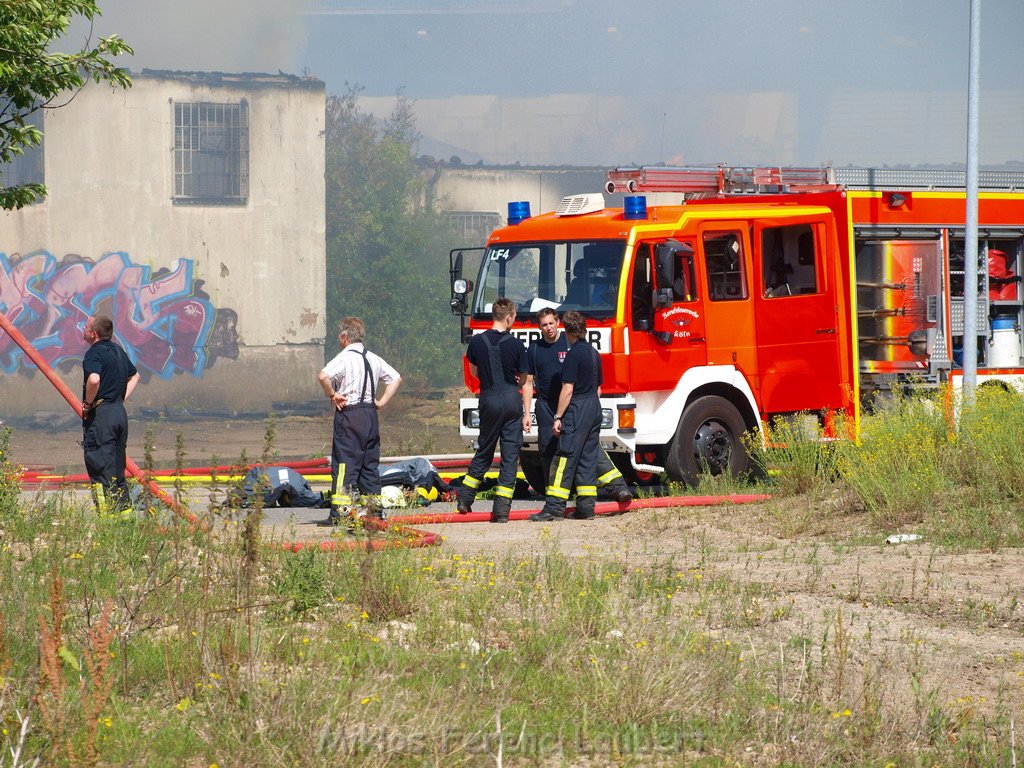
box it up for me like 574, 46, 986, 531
448, 165, 1024, 488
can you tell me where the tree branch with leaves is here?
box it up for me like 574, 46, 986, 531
0, 0, 133, 210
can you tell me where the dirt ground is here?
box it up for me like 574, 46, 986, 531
408, 503, 1024, 709
9, 394, 1024, 718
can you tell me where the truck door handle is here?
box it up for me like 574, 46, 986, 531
688, 337, 706, 343
816, 328, 836, 335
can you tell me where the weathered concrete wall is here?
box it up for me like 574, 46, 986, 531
1, 71, 326, 416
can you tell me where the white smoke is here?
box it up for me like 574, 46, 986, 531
68, 0, 311, 75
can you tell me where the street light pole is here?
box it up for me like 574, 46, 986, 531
962, 0, 981, 402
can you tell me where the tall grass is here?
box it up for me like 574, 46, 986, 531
3, 394, 1024, 764
0, 480, 1017, 765
737, 387, 1024, 547
835, 392, 953, 531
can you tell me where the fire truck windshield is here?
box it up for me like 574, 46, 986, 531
473, 239, 626, 320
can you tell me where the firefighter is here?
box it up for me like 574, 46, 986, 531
317, 316, 402, 527
529, 310, 602, 522
525, 307, 632, 503
80, 313, 140, 513
457, 297, 530, 523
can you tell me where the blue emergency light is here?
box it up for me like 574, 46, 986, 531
507, 201, 531, 225
623, 195, 648, 220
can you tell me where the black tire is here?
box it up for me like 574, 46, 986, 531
519, 451, 547, 494
665, 395, 750, 486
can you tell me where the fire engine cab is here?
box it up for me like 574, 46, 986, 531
448, 165, 1024, 488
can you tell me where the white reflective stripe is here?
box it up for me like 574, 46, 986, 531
494, 327, 613, 354
577, 485, 597, 497
598, 468, 622, 484
494, 485, 514, 499
463, 475, 482, 489
548, 487, 570, 499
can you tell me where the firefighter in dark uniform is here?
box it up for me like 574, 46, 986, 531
529, 310, 602, 522
457, 297, 530, 523
317, 316, 402, 526
80, 313, 140, 513
525, 307, 632, 503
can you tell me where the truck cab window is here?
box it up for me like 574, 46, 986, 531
474, 239, 626, 320
704, 231, 747, 301
631, 243, 654, 330
475, 246, 541, 311
761, 224, 819, 298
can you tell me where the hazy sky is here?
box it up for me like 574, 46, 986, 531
77, 0, 1024, 165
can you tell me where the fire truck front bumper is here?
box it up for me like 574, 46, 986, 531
458, 396, 640, 455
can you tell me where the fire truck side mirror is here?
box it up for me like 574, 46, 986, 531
655, 243, 673, 287
450, 277, 473, 315
450, 251, 466, 315
655, 239, 693, 295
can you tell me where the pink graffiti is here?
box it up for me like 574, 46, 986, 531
0, 251, 236, 378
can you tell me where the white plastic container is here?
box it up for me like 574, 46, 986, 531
989, 316, 1020, 368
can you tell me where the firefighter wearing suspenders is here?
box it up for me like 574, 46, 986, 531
526, 307, 632, 504
529, 310, 602, 522
457, 298, 530, 523
317, 316, 402, 526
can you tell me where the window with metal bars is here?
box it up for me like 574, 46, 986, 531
173, 101, 249, 205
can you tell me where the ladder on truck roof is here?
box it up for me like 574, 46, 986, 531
605, 165, 838, 195
606, 165, 1024, 195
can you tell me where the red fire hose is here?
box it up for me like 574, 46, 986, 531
2, 312, 768, 553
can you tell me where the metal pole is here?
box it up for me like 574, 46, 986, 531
962, 0, 981, 402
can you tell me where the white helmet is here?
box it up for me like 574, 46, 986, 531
379, 485, 406, 509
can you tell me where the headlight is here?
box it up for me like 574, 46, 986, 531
466, 409, 480, 429
601, 408, 613, 429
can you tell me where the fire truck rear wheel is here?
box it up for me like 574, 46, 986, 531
666, 395, 750, 486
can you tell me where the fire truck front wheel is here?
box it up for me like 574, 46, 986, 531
666, 395, 750, 486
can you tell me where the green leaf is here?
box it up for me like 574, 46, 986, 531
58, 644, 81, 671
0, 0, 132, 209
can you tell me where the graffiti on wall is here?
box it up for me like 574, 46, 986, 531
0, 250, 239, 378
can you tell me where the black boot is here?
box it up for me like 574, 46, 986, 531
456, 487, 474, 515
491, 496, 512, 524
608, 481, 633, 504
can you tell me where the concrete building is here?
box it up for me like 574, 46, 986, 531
0, 70, 326, 416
